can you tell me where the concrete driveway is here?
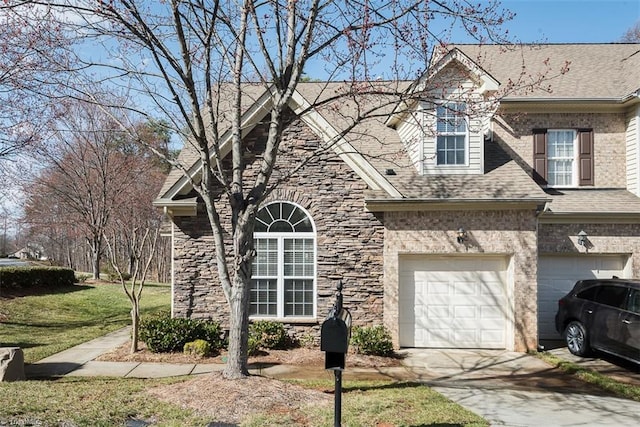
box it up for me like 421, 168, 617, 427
0, 258, 29, 267
400, 348, 640, 426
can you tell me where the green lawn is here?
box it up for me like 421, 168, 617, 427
536, 351, 640, 402
0, 282, 170, 363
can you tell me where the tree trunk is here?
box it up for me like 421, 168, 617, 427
92, 246, 100, 280
66, 246, 73, 270
130, 300, 139, 353
223, 273, 251, 379
128, 255, 135, 276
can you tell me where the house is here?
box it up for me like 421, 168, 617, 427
9, 244, 47, 261
154, 43, 640, 352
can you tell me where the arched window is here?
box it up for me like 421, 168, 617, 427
250, 202, 316, 318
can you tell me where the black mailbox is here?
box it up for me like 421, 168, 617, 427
322, 283, 350, 426
321, 308, 351, 370
321, 310, 351, 353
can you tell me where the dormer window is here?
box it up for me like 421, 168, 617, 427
436, 102, 467, 165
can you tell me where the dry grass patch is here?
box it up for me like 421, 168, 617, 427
149, 372, 332, 425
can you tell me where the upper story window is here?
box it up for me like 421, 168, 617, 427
436, 102, 467, 165
251, 202, 316, 319
533, 128, 594, 187
547, 130, 576, 186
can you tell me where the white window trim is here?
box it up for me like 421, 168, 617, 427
434, 101, 469, 168
251, 202, 317, 321
547, 129, 578, 188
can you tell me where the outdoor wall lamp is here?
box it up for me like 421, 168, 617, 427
456, 227, 467, 244
577, 230, 588, 247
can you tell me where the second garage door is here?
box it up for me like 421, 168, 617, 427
537, 255, 629, 339
399, 255, 510, 349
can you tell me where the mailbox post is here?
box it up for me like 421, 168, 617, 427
321, 282, 351, 427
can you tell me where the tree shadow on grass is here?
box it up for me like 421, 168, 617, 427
2, 317, 129, 329
342, 380, 424, 393
24, 361, 83, 379
0, 341, 40, 349
0, 284, 94, 299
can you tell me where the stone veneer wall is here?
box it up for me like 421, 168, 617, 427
539, 222, 640, 277
494, 112, 627, 187
170, 110, 385, 341
382, 209, 539, 352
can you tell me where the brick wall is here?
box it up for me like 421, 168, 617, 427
494, 112, 627, 187
383, 209, 539, 352
170, 109, 385, 342
539, 222, 640, 277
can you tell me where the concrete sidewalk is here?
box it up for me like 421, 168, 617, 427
25, 328, 228, 379
24, 328, 412, 380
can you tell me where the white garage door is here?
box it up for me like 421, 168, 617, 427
537, 255, 628, 339
399, 256, 509, 349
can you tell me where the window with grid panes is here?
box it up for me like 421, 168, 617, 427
250, 202, 316, 318
532, 128, 593, 187
436, 102, 467, 165
547, 130, 576, 186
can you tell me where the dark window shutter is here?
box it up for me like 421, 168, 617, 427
578, 129, 594, 186
532, 129, 547, 185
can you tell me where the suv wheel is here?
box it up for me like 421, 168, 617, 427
565, 321, 590, 356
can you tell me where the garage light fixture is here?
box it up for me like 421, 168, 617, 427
577, 230, 588, 246
456, 227, 467, 244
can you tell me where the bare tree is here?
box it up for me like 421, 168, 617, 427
104, 223, 161, 353
621, 21, 640, 42
22, 104, 169, 278
23, 100, 140, 278
5, 0, 564, 379
0, 5, 73, 163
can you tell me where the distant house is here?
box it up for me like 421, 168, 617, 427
155, 43, 640, 352
10, 244, 47, 260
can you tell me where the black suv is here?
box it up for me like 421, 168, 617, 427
555, 278, 640, 363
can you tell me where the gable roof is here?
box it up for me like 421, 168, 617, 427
154, 81, 408, 212
155, 43, 640, 214
386, 47, 500, 127
156, 83, 269, 201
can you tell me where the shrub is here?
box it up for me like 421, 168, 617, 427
350, 325, 394, 356
139, 312, 225, 353
0, 266, 75, 295
183, 339, 211, 358
248, 320, 289, 353
104, 267, 132, 282
298, 334, 316, 349
247, 334, 261, 356
75, 273, 92, 283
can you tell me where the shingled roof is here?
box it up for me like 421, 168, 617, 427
155, 43, 640, 213
454, 43, 640, 100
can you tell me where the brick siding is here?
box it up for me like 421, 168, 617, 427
539, 222, 640, 277
383, 209, 539, 352
494, 112, 627, 187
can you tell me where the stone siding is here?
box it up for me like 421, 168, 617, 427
383, 209, 539, 352
494, 112, 627, 187
170, 110, 385, 342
